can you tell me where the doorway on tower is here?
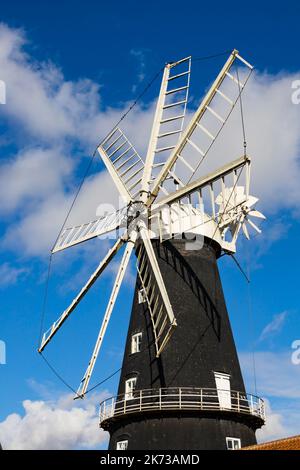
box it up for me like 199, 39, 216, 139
214, 372, 232, 409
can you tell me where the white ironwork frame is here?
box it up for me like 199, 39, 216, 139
99, 387, 265, 425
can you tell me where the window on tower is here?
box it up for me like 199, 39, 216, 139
138, 288, 147, 304
125, 377, 137, 400
116, 439, 128, 450
131, 332, 142, 354
226, 437, 241, 450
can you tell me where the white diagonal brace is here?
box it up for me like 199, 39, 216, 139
38, 235, 126, 353
76, 231, 137, 398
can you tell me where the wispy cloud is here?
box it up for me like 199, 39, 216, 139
259, 311, 289, 342
130, 48, 148, 93
0, 262, 29, 287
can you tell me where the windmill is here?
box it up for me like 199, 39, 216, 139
39, 49, 266, 450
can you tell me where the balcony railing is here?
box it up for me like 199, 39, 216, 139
99, 387, 265, 425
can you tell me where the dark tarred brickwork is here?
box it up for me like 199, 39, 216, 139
106, 238, 262, 450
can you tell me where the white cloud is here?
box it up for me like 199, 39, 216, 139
256, 400, 288, 442
256, 398, 300, 443
0, 262, 28, 287
0, 391, 109, 450
259, 311, 289, 341
240, 350, 300, 399
240, 350, 300, 442
256, 399, 291, 442
2, 192, 72, 256
0, 23, 152, 257
0, 23, 100, 144
1, 22, 300, 263
0, 146, 73, 214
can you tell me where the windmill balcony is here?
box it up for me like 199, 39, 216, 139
99, 387, 265, 428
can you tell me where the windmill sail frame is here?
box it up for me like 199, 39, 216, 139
38, 50, 264, 398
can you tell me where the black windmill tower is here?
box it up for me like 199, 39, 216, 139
39, 50, 266, 450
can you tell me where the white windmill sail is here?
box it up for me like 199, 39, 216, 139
52, 205, 128, 253
39, 235, 126, 352
154, 155, 250, 209
141, 56, 191, 199
98, 127, 144, 202
136, 226, 177, 356
148, 50, 253, 204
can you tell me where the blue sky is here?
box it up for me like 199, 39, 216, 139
0, 0, 300, 449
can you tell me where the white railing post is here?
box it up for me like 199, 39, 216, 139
140, 389, 142, 411
250, 394, 254, 415
124, 396, 126, 415
159, 388, 162, 410
237, 392, 240, 412
179, 388, 182, 409
200, 388, 203, 409
111, 397, 114, 418
260, 399, 265, 421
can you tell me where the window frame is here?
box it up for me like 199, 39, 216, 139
138, 288, 146, 304
226, 437, 241, 450
125, 377, 137, 400
131, 332, 142, 354
116, 439, 128, 450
